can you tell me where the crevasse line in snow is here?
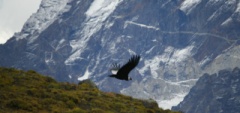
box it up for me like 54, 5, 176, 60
124, 21, 160, 30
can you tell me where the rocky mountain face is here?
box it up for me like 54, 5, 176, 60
1, 0, 240, 109
172, 67, 240, 113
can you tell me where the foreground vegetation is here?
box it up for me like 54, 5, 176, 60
0, 67, 180, 113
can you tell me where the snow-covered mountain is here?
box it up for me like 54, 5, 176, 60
0, 0, 41, 44
1, 0, 240, 109
172, 67, 240, 113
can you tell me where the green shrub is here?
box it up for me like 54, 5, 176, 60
68, 108, 87, 113
6, 99, 31, 111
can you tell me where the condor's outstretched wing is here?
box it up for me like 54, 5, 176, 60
116, 55, 140, 78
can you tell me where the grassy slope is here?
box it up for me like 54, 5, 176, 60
0, 67, 180, 113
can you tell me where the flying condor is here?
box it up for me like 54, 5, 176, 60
109, 55, 140, 81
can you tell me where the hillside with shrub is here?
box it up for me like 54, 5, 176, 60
0, 67, 180, 113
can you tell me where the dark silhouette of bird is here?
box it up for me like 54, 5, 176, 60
109, 55, 140, 81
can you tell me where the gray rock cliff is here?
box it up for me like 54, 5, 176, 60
172, 67, 240, 113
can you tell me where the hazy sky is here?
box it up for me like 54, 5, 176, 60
0, 0, 41, 44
